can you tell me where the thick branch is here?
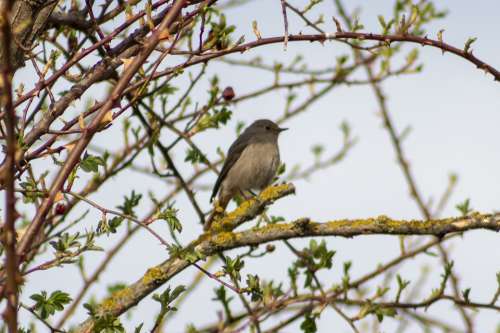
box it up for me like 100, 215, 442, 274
220, 213, 499, 248
164, 31, 500, 81
0, 0, 19, 330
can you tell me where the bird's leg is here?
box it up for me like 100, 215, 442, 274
204, 196, 230, 231
239, 190, 253, 201
239, 190, 263, 206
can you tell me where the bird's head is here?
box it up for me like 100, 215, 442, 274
246, 119, 288, 139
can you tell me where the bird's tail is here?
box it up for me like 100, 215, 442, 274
204, 195, 230, 230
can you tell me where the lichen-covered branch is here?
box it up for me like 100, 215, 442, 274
73, 183, 295, 332
218, 213, 499, 249
73, 183, 498, 332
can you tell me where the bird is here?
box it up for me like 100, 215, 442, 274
206, 119, 287, 229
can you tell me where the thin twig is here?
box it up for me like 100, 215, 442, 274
279, 0, 289, 49
20, 303, 66, 333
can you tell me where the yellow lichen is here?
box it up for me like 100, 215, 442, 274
100, 287, 133, 312
100, 298, 116, 311
142, 266, 164, 284
211, 231, 239, 245
210, 184, 293, 232
212, 199, 255, 229
214, 201, 224, 213
327, 219, 366, 228
259, 183, 292, 201
375, 215, 391, 223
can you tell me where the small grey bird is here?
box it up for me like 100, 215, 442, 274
206, 119, 287, 229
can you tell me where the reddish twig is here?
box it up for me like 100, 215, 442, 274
15, 0, 188, 267
85, 0, 112, 54
192, 262, 242, 294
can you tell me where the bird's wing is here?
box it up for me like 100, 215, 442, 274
210, 131, 252, 202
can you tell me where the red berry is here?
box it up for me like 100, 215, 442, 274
55, 203, 66, 215
222, 86, 235, 101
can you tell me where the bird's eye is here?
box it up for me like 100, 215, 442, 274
265, 126, 271, 130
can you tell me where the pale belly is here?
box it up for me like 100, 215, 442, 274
223, 142, 280, 192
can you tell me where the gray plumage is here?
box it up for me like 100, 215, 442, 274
210, 119, 287, 213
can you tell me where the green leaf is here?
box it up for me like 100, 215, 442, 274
117, 190, 142, 217
157, 84, 178, 96
311, 144, 324, 159
185, 147, 208, 165
223, 256, 245, 281
20, 177, 44, 203
30, 290, 72, 319
374, 307, 397, 322
134, 323, 144, 333
406, 49, 419, 64
18, 328, 33, 333
109, 216, 124, 233
107, 283, 127, 294
153, 285, 186, 312
49, 232, 80, 253
195, 107, 233, 133
276, 163, 286, 177
83, 302, 97, 317
170, 285, 187, 301
158, 206, 182, 233
80, 152, 105, 173
269, 215, 285, 224
245, 274, 262, 302
166, 243, 183, 257
235, 121, 245, 135
288, 266, 298, 295
340, 121, 351, 139
93, 314, 125, 333
378, 15, 387, 29
456, 198, 472, 216
464, 37, 477, 53
181, 248, 205, 263
98, 216, 124, 235
462, 288, 471, 303
300, 312, 317, 333
211, 106, 232, 127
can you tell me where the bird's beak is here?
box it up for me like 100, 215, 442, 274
278, 127, 288, 132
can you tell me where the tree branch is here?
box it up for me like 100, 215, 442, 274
15, 0, 188, 267
73, 183, 295, 332
216, 214, 500, 249
72, 182, 498, 332
0, 0, 19, 330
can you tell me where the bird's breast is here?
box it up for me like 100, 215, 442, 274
224, 141, 280, 192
